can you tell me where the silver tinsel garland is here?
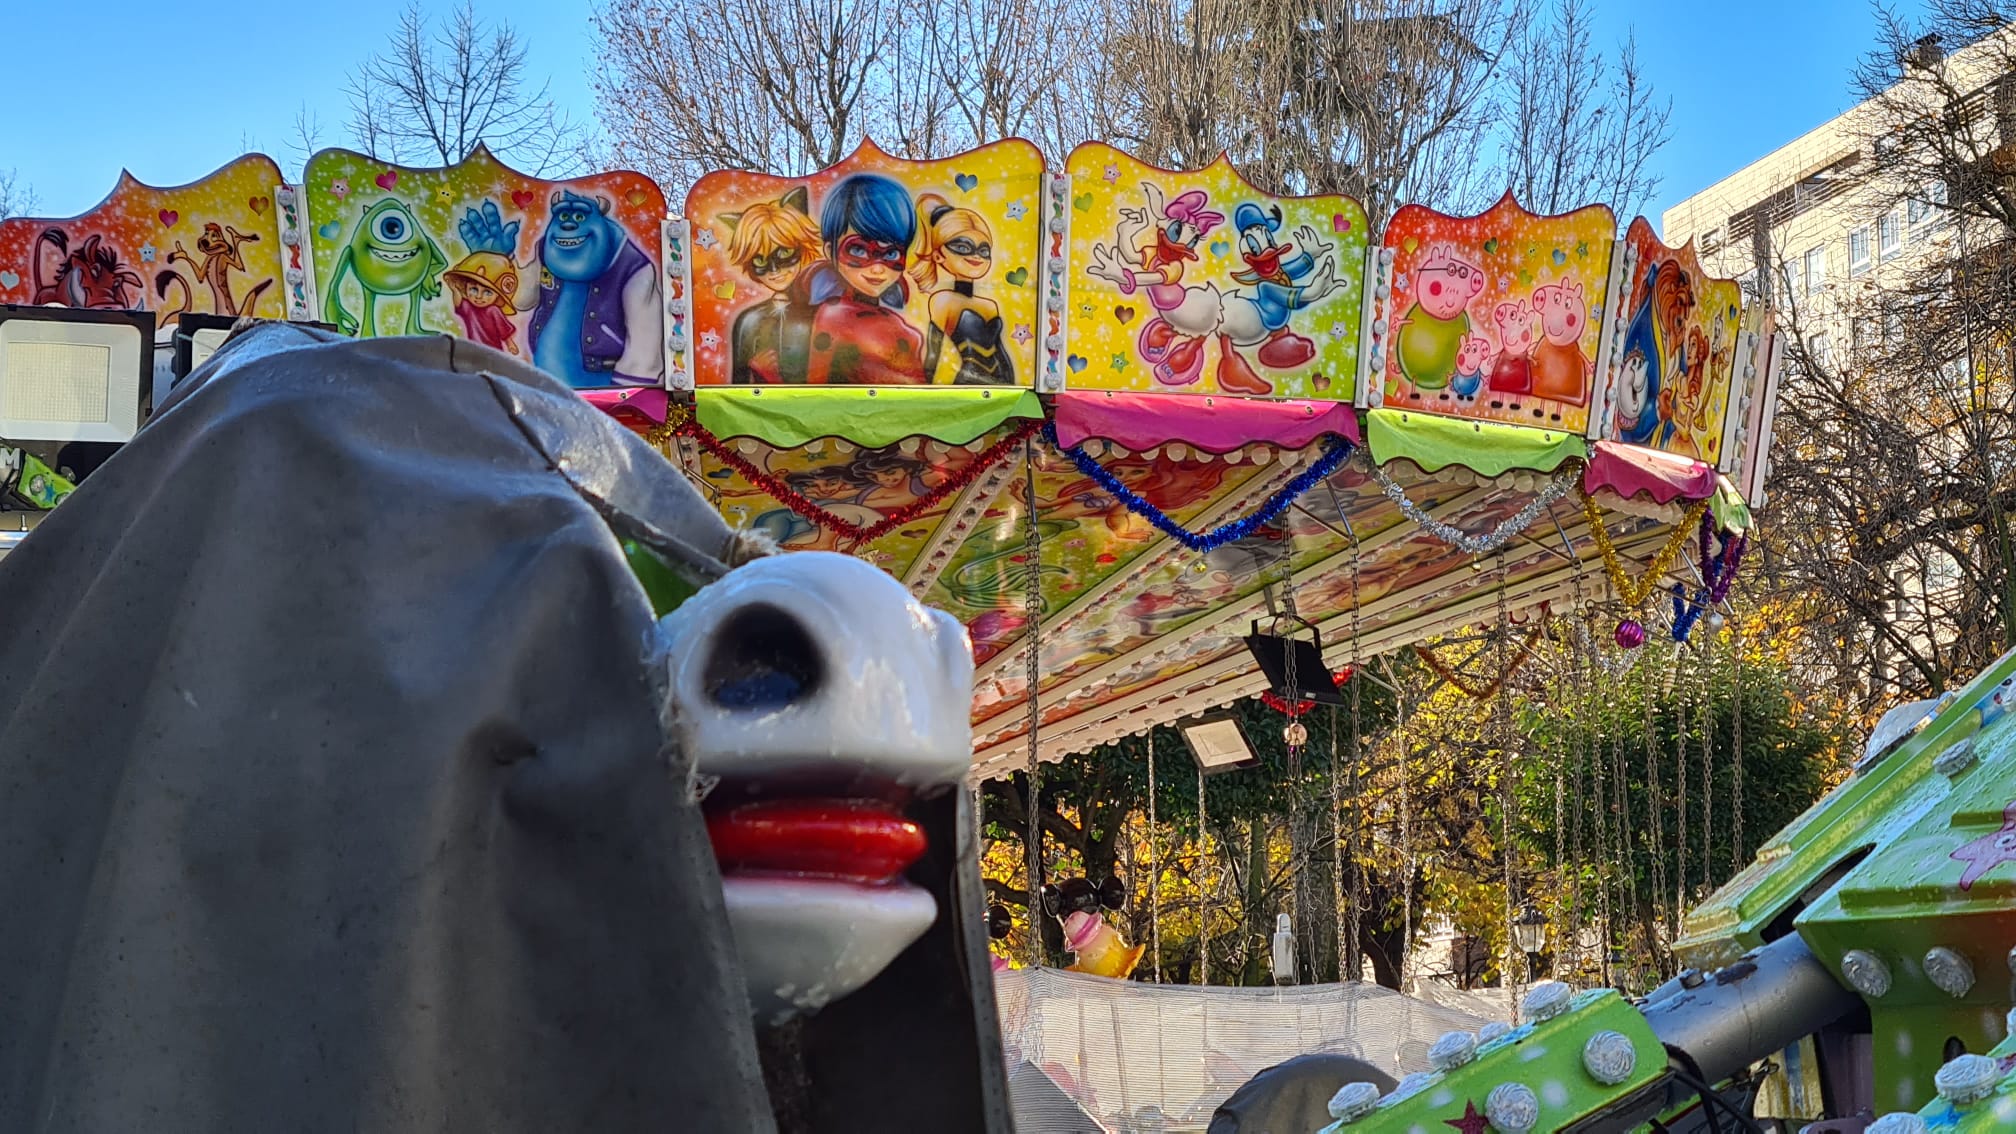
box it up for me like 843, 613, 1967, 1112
1364, 454, 1580, 556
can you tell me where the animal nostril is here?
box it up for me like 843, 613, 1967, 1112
704, 603, 823, 709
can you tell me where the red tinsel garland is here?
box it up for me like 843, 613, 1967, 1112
1261, 665, 1355, 716
667, 412, 1041, 545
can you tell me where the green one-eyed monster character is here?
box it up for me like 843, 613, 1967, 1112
323, 199, 448, 337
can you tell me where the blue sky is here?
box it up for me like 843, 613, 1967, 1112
2, 1, 1909, 232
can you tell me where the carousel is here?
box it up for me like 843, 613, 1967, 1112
0, 137, 1790, 1134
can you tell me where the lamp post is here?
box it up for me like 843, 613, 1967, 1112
1512, 904, 1549, 982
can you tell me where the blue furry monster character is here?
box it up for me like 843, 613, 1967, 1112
458, 193, 663, 388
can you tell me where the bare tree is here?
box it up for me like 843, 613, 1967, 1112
347, 0, 584, 175
1497, 0, 1671, 219
593, 0, 896, 194
289, 105, 328, 170
1759, 5, 2016, 704
1104, 0, 1526, 219
0, 170, 37, 220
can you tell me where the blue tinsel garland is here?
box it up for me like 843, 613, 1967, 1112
1042, 422, 1355, 553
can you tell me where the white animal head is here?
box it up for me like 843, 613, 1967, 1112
659, 551, 975, 1021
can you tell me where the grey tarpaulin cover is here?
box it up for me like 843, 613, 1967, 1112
0, 325, 782, 1131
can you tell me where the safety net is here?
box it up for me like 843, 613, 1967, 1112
995, 967, 1491, 1133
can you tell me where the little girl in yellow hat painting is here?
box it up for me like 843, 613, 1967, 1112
443, 251, 525, 356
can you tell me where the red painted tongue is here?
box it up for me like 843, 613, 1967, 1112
706, 800, 927, 885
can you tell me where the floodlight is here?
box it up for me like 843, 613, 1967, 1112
1243, 619, 1346, 705
170, 312, 238, 385
1179, 713, 1257, 774
0, 305, 153, 444
170, 316, 337, 388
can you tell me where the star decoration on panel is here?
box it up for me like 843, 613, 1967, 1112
1949, 800, 2016, 890
1445, 1100, 1492, 1134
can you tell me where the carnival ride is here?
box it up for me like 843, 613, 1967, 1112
23, 134, 2009, 1134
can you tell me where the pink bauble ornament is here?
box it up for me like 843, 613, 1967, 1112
1614, 619, 1645, 649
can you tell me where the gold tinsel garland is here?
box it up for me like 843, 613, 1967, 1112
1582, 492, 1711, 610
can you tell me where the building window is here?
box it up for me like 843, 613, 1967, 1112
1780, 258, 1802, 297
1849, 227, 1872, 274
1879, 211, 1903, 259
1805, 245, 1828, 292
1809, 333, 1833, 369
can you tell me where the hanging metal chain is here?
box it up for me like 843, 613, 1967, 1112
1330, 704, 1346, 981
1345, 518, 1364, 981
1397, 669, 1414, 989
1731, 624, 1745, 874
1551, 623, 1568, 974
1022, 440, 1045, 968
1198, 766, 1210, 986
1489, 551, 1517, 1017
1612, 694, 1635, 986
1148, 729, 1161, 983
1273, 543, 1308, 980
1701, 641, 1716, 889
1674, 648, 1689, 939
1639, 656, 1668, 973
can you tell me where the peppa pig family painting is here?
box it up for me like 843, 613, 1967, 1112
1378, 193, 1616, 433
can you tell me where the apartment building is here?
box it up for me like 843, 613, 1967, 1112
1659, 28, 2016, 675
1659, 35, 1988, 358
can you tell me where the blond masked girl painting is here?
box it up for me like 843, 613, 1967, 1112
910, 194, 1013, 386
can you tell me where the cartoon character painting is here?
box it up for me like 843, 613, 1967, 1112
460, 191, 664, 388
912, 192, 1012, 385
1394, 243, 1485, 391
155, 223, 273, 321
799, 174, 928, 385
1086, 183, 1224, 386
324, 199, 447, 337
687, 138, 1044, 388
1452, 333, 1491, 400
29, 229, 144, 309
1378, 196, 1613, 428
1613, 331, 1658, 444
1613, 259, 1694, 445
442, 251, 525, 355
722, 187, 822, 384
1529, 280, 1590, 405
1487, 299, 1538, 395
1228, 201, 1343, 370
1087, 184, 1347, 395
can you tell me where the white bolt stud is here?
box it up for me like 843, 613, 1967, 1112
1328, 1082, 1381, 1123
1429, 1030, 1478, 1071
1841, 949, 1892, 998
1521, 980, 1574, 1023
1924, 947, 1975, 998
1583, 1030, 1637, 1085
1934, 1053, 1999, 1106
1485, 1082, 1541, 1134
